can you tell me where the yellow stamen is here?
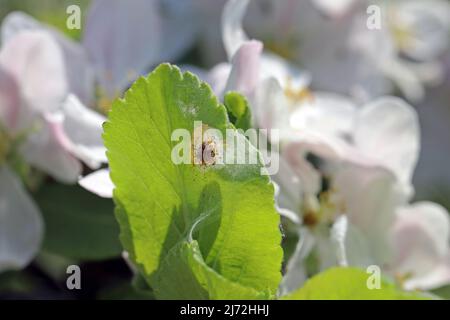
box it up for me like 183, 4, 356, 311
394, 272, 414, 289
302, 194, 321, 228
284, 78, 314, 104
303, 210, 319, 227
98, 95, 115, 114
265, 39, 296, 60
96, 86, 121, 114
388, 10, 413, 51
301, 188, 347, 229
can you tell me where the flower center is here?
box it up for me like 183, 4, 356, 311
284, 79, 314, 105
394, 271, 414, 289
387, 10, 413, 51
391, 24, 413, 50
96, 83, 122, 114
301, 189, 345, 229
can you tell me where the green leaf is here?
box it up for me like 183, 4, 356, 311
152, 241, 269, 299
432, 285, 450, 299
104, 63, 282, 299
281, 267, 430, 300
223, 91, 252, 131
34, 183, 121, 260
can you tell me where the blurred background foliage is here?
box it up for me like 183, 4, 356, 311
0, 0, 89, 39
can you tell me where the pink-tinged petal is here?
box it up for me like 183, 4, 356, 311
79, 169, 114, 198
0, 67, 20, 132
61, 95, 107, 169
20, 115, 82, 184
224, 40, 262, 98
354, 97, 420, 198
1, 12, 95, 105
391, 202, 450, 290
0, 30, 68, 115
0, 165, 43, 272
222, 0, 250, 59
402, 257, 450, 292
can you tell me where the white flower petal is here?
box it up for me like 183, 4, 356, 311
354, 97, 420, 198
282, 141, 323, 196
1, 11, 41, 42
253, 77, 289, 133
344, 222, 374, 267
79, 169, 114, 198
381, 59, 425, 102
390, 0, 450, 61
260, 52, 310, 90
0, 166, 43, 272
222, 0, 250, 59
21, 115, 82, 183
205, 63, 232, 96
272, 155, 303, 224
391, 202, 450, 290
61, 94, 107, 169
332, 163, 400, 266
289, 92, 357, 137
331, 214, 348, 267
315, 231, 340, 271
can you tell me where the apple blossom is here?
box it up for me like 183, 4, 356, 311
236, 0, 450, 102
2, 0, 199, 107
389, 202, 450, 291
0, 30, 106, 272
